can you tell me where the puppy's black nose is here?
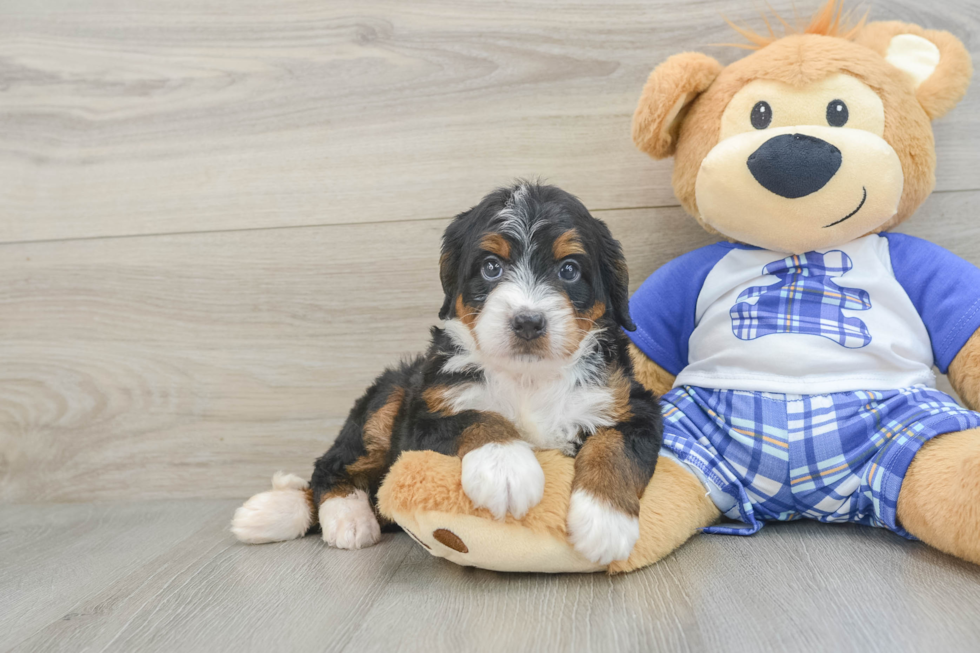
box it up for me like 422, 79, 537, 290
511, 312, 547, 341
747, 133, 842, 199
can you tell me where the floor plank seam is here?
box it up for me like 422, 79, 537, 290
1, 188, 976, 249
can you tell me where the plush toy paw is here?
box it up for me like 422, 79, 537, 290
320, 489, 382, 550
566, 490, 640, 565
461, 440, 545, 519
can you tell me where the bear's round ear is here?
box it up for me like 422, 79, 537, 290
632, 52, 723, 159
856, 21, 973, 120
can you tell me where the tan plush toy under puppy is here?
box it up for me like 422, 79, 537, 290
376, 0, 980, 573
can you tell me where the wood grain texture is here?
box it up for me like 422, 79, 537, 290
0, 203, 708, 503
1, 190, 977, 503
4, 501, 980, 653
0, 0, 977, 243
0, 501, 235, 648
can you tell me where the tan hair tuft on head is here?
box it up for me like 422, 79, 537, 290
722, 0, 868, 50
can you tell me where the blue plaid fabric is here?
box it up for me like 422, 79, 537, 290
660, 385, 980, 538
730, 250, 873, 349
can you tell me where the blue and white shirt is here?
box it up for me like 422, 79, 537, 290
627, 233, 980, 395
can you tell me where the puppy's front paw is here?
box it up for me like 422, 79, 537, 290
461, 440, 545, 520
320, 490, 382, 550
567, 490, 639, 565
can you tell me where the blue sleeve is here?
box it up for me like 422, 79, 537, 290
625, 243, 734, 376
883, 233, 980, 373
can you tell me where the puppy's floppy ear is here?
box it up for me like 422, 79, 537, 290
438, 210, 470, 321
632, 52, 723, 159
594, 220, 635, 332
438, 251, 458, 320
856, 21, 972, 120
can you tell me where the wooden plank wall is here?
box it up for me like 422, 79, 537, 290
1, 0, 977, 503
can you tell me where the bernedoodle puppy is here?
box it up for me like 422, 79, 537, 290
232, 182, 662, 564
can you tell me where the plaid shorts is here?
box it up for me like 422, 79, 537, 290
661, 385, 980, 539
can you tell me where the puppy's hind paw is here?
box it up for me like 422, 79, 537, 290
232, 472, 313, 544
320, 490, 382, 550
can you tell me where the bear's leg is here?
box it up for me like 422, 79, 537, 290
897, 428, 980, 564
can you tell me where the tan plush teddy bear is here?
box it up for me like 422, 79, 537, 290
378, 0, 978, 573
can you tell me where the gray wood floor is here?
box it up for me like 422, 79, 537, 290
3, 501, 980, 653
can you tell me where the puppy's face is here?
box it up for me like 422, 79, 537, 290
439, 184, 634, 369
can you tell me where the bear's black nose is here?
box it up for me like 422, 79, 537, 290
747, 133, 842, 199
511, 312, 547, 341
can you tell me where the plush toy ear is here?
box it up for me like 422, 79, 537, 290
856, 21, 973, 120
632, 52, 723, 159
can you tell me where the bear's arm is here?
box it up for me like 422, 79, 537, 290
882, 234, 980, 384
948, 329, 980, 412
626, 242, 735, 384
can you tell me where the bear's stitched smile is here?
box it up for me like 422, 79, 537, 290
823, 187, 868, 228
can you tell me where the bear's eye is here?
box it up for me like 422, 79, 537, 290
750, 101, 772, 129
826, 99, 849, 127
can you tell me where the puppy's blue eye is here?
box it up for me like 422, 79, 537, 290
481, 257, 502, 281
558, 260, 581, 282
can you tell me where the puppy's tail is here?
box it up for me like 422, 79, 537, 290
231, 472, 318, 544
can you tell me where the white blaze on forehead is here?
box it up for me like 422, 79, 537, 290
496, 183, 545, 252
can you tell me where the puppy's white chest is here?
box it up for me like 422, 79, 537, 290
449, 375, 616, 454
